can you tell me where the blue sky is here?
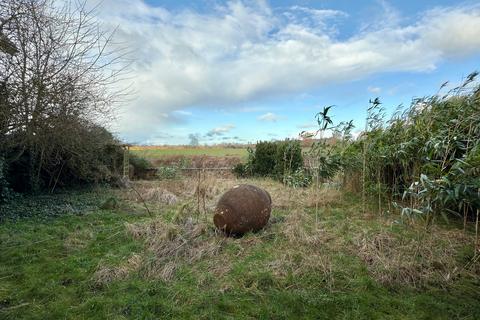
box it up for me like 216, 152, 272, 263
93, 0, 480, 145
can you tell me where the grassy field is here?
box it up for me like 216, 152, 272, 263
1, 176, 479, 319
131, 146, 248, 160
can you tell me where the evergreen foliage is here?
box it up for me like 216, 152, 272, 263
233, 140, 305, 183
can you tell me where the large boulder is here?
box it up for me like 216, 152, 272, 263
214, 184, 272, 235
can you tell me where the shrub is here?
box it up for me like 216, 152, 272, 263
0, 0, 127, 194
283, 168, 312, 188
274, 140, 303, 176
251, 141, 277, 176
232, 163, 248, 178
233, 148, 255, 178
157, 166, 179, 180
130, 154, 152, 173
0, 157, 13, 203
235, 140, 305, 183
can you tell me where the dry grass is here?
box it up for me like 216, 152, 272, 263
123, 217, 225, 281
120, 182, 184, 204
63, 229, 94, 250
94, 217, 226, 284
281, 209, 324, 245
100, 175, 479, 291
353, 223, 479, 288
94, 181, 342, 286
266, 209, 337, 288
93, 254, 143, 286
140, 188, 178, 204
120, 174, 341, 213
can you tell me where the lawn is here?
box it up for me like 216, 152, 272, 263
0, 177, 479, 319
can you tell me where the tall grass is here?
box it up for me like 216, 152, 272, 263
307, 72, 479, 227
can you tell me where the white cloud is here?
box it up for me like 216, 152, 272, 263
297, 122, 317, 129
92, 1, 480, 141
239, 106, 267, 113
257, 112, 280, 122
206, 124, 235, 137
174, 110, 193, 116
286, 6, 347, 34
420, 7, 480, 58
367, 86, 381, 94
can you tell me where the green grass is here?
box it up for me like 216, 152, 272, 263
0, 188, 479, 319
131, 147, 248, 160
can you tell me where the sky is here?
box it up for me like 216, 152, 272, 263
91, 0, 480, 145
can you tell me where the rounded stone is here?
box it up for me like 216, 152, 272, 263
214, 184, 272, 235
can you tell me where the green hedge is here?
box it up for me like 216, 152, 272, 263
252, 141, 277, 176
233, 140, 305, 182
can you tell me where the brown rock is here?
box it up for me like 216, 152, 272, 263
214, 184, 272, 235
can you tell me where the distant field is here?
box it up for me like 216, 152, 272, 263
131, 146, 248, 160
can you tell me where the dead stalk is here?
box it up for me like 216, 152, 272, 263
475, 208, 479, 256
128, 181, 152, 217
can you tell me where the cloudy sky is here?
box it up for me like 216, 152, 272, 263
94, 0, 480, 145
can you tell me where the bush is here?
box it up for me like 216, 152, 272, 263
129, 154, 152, 176
283, 168, 312, 188
157, 166, 179, 179
235, 140, 305, 183
274, 140, 303, 176
2, 124, 142, 192
129, 155, 151, 172
0, 157, 13, 203
233, 149, 254, 178
0, 0, 127, 194
251, 141, 277, 176
232, 163, 248, 178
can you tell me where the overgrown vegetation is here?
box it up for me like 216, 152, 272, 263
360, 82, 480, 223
0, 156, 13, 202
233, 140, 305, 186
1, 1, 479, 318
0, 0, 135, 200
1, 176, 479, 319
305, 74, 480, 229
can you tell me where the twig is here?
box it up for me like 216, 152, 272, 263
105, 231, 121, 240
1, 302, 30, 311
476, 188, 479, 256
475, 208, 479, 256
2, 236, 55, 249
126, 179, 152, 217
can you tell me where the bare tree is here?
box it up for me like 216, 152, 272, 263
0, 0, 129, 191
